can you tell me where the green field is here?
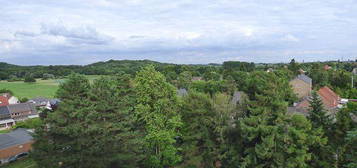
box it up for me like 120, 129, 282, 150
2, 158, 37, 168
0, 75, 103, 99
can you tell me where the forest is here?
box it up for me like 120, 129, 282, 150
2, 59, 356, 168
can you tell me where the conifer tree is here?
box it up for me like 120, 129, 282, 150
179, 91, 218, 168
238, 76, 325, 168
307, 91, 335, 167
134, 65, 182, 167
308, 91, 333, 131
344, 129, 357, 168
33, 74, 92, 168
33, 74, 141, 168
334, 103, 356, 167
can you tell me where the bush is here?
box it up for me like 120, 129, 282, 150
7, 75, 22, 82
24, 74, 36, 83
0, 89, 13, 95
13, 118, 42, 129
19, 97, 29, 103
42, 73, 55, 80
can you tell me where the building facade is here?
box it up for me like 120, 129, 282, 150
289, 74, 312, 99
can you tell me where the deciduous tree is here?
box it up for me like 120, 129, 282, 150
134, 65, 182, 167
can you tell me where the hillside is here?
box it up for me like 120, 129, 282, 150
0, 60, 173, 80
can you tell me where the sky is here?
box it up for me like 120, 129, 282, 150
0, 0, 357, 65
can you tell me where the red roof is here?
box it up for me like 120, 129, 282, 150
0, 96, 9, 107
317, 86, 340, 108
324, 65, 332, 70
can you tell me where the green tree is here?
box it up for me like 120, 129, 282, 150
334, 103, 356, 167
309, 64, 329, 87
223, 75, 237, 96
288, 58, 300, 74
33, 73, 92, 168
19, 97, 29, 103
0, 71, 8, 80
33, 74, 141, 168
308, 91, 333, 132
344, 129, 357, 168
177, 71, 192, 89
24, 73, 36, 83
179, 91, 218, 168
0, 89, 13, 95
134, 65, 182, 167
239, 95, 323, 168
203, 71, 220, 81
238, 74, 324, 168
307, 91, 334, 167
42, 73, 55, 80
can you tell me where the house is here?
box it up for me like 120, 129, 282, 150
288, 86, 341, 116
353, 68, 357, 75
0, 106, 15, 130
1, 93, 20, 105
289, 74, 312, 99
0, 128, 34, 165
317, 86, 340, 109
0, 96, 9, 107
288, 97, 311, 116
8, 97, 19, 104
324, 65, 332, 70
28, 98, 61, 110
8, 103, 38, 121
28, 97, 50, 107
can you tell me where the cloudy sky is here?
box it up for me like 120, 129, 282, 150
1, 0, 357, 65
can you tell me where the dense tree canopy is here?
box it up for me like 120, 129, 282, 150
134, 65, 182, 167
33, 74, 142, 168
25, 60, 356, 168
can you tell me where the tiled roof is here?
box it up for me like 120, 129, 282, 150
8, 103, 37, 114
0, 128, 33, 150
0, 96, 9, 107
28, 97, 50, 106
288, 96, 310, 115
317, 86, 340, 108
295, 74, 312, 85
0, 106, 11, 120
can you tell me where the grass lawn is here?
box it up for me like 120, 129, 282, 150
0, 75, 103, 99
0, 129, 11, 134
2, 158, 38, 168
0, 80, 59, 99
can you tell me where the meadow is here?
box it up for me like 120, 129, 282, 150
0, 75, 102, 99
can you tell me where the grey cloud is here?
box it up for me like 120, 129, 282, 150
14, 31, 38, 37
1, 0, 357, 65
40, 23, 114, 45
129, 35, 146, 39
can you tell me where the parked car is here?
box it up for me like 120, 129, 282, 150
16, 152, 29, 159
8, 156, 17, 163
7, 152, 29, 163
